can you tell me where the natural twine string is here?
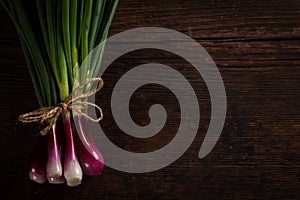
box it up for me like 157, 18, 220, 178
19, 78, 104, 135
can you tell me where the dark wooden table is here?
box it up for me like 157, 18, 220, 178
0, 0, 299, 199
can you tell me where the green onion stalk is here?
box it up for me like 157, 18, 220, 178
1, 0, 119, 186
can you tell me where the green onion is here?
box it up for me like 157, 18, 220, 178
1, 0, 119, 186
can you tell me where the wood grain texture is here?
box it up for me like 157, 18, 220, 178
0, 0, 299, 199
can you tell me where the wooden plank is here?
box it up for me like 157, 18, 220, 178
0, 0, 299, 199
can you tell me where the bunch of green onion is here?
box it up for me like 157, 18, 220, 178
1, 0, 118, 186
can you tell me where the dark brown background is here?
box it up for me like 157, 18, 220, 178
0, 0, 299, 199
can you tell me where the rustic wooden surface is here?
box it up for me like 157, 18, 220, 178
0, 0, 300, 199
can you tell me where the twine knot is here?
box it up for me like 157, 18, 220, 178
19, 78, 104, 135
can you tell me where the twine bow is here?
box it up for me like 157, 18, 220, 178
19, 78, 104, 135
